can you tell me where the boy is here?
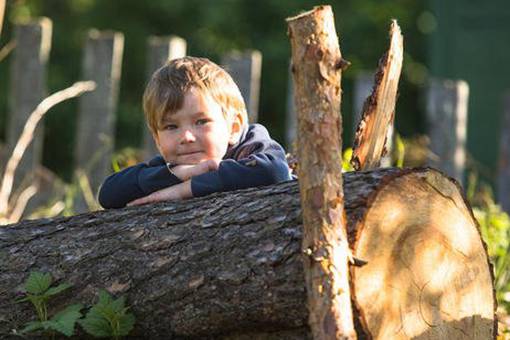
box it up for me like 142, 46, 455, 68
98, 56, 291, 209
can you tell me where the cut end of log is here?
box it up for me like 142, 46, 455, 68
351, 169, 495, 339
285, 5, 331, 23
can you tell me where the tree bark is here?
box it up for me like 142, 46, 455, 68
0, 168, 495, 339
287, 6, 356, 339
351, 20, 403, 171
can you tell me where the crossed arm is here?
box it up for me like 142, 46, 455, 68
127, 159, 219, 206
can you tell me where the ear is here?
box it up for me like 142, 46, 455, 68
228, 112, 244, 145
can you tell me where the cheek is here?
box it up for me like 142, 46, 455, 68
158, 134, 178, 156
202, 127, 230, 157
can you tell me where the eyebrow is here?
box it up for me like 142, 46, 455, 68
161, 111, 208, 122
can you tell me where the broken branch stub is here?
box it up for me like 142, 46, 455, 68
351, 20, 403, 171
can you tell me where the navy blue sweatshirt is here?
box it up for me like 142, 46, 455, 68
98, 124, 291, 208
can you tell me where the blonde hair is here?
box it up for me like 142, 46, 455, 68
143, 56, 248, 135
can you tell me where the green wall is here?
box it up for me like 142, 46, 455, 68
429, 0, 510, 183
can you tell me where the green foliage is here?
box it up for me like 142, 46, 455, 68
111, 147, 143, 173
473, 193, 510, 313
17, 271, 80, 337
394, 133, 405, 168
17, 272, 136, 338
79, 290, 135, 339
21, 304, 83, 337
342, 148, 354, 172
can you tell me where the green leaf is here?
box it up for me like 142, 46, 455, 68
79, 313, 113, 337
49, 304, 83, 337
116, 312, 135, 337
110, 296, 126, 313
45, 282, 72, 297
25, 272, 52, 295
20, 321, 44, 334
15, 296, 31, 303
97, 289, 113, 306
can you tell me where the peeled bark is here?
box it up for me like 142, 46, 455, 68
286, 5, 355, 340
0, 168, 495, 339
351, 20, 403, 171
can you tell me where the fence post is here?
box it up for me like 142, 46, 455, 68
352, 71, 373, 136
426, 78, 469, 185
285, 61, 297, 150
498, 91, 510, 214
142, 36, 186, 160
5, 18, 52, 187
74, 30, 124, 212
221, 50, 262, 124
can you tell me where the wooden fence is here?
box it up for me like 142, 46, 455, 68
2, 17, 509, 215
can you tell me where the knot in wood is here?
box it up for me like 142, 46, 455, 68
335, 58, 351, 71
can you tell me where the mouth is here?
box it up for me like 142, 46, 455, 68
177, 151, 203, 156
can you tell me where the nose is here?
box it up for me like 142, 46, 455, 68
180, 129, 196, 144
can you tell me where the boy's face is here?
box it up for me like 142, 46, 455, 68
153, 88, 241, 165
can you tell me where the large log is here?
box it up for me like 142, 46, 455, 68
0, 168, 495, 339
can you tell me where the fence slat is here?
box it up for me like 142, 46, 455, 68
74, 30, 124, 212
142, 36, 186, 160
352, 71, 373, 136
498, 92, 510, 214
5, 18, 52, 187
221, 50, 262, 123
285, 61, 296, 149
426, 78, 469, 184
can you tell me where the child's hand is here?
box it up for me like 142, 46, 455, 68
127, 180, 192, 206
171, 159, 220, 181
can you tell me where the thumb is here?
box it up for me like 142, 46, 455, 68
207, 159, 221, 171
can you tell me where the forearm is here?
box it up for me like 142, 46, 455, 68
127, 180, 192, 206
98, 162, 182, 209
191, 153, 291, 197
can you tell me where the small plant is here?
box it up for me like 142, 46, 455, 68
17, 272, 82, 337
16, 272, 135, 338
79, 290, 135, 339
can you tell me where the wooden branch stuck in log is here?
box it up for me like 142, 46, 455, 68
0, 168, 496, 339
287, 5, 356, 339
351, 20, 403, 171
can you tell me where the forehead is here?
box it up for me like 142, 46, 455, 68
161, 88, 224, 120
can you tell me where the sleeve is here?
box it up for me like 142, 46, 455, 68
98, 156, 182, 209
190, 125, 292, 197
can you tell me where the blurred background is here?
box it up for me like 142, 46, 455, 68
0, 0, 509, 201
1, 0, 508, 188
1, 0, 510, 329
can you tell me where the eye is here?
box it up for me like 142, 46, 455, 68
196, 118, 211, 126
163, 124, 178, 130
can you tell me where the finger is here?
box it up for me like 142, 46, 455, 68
207, 159, 221, 171
127, 195, 156, 206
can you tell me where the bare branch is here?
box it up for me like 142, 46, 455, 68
0, 0, 5, 38
0, 81, 96, 217
6, 184, 37, 224
0, 39, 16, 63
